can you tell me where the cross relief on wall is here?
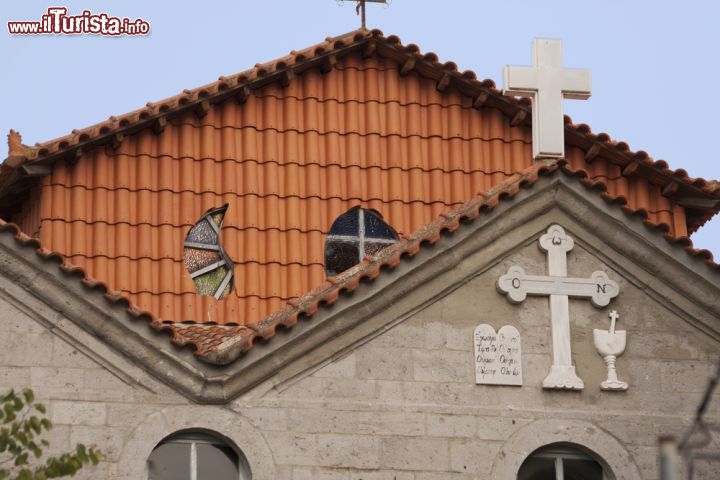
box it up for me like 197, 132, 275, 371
497, 224, 620, 390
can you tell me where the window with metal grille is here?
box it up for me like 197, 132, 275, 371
183, 204, 234, 300
518, 443, 614, 480
147, 430, 251, 480
324, 207, 398, 277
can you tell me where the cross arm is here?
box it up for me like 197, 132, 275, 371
503, 66, 540, 96
497, 266, 619, 307
561, 68, 592, 99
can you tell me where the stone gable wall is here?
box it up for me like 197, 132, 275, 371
1, 236, 718, 479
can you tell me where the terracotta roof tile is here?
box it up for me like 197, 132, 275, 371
2, 29, 718, 335
9, 51, 539, 324
2, 160, 716, 365
3, 29, 716, 204
143, 161, 720, 364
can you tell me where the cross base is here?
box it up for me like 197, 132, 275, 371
601, 380, 628, 391
600, 354, 628, 391
542, 365, 584, 390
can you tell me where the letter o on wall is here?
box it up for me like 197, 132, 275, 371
117, 405, 276, 480
490, 419, 642, 480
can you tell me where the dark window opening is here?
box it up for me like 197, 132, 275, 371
518, 443, 613, 480
324, 207, 399, 277
147, 430, 250, 480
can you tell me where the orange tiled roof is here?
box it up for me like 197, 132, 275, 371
0, 161, 717, 365
2, 29, 719, 330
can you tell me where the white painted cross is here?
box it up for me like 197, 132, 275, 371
503, 39, 592, 160
497, 224, 619, 390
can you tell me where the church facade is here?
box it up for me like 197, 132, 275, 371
0, 29, 719, 479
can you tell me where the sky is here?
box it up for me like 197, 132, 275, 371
1, 0, 718, 255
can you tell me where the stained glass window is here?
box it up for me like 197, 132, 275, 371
183, 204, 234, 300
324, 207, 398, 277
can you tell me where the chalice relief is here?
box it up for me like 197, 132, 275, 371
594, 310, 628, 391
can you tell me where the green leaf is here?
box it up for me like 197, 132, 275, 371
16, 468, 32, 480
3, 404, 15, 424
29, 417, 41, 435
75, 444, 87, 463
0, 388, 101, 479
15, 451, 29, 466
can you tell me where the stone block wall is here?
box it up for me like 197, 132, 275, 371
0, 236, 718, 479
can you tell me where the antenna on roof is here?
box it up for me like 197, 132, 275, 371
338, 0, 388, 30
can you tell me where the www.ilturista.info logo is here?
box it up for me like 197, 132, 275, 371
7, 7, 150, 36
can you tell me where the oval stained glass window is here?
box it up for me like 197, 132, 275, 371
324, 207, 399, 277
183, 204, 234, 300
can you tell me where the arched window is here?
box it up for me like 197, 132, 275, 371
147, 430, 251, 480
324, 207, 399, 276
518, 443, 614, 480
183, 204, 234, 300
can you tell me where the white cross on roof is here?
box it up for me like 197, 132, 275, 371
503, 39, 592, 160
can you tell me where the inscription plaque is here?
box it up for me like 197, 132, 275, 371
474, 324, 522, 386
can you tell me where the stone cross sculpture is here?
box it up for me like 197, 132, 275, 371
593, 310, 628, 391
503, 39, 592, 160
497, 224, 619, 390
